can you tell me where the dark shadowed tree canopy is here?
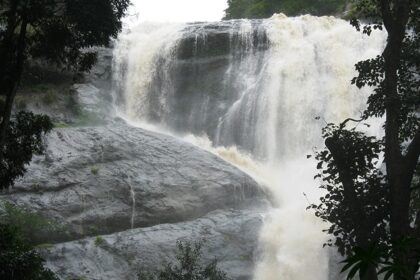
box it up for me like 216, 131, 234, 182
0, 0, 130, 190
0, 112, 52, 190
0, 224, 59, 280
0, 0, 130, 72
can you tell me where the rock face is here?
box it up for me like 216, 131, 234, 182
2, 46, 269, 280
43, 209, 263, 280
1, 120, 267, 279
4, 123, 266, 239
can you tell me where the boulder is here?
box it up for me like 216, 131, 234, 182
43, 209, 263, 280
2, 123, 267, 240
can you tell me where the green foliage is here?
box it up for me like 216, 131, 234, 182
138, 241, 229, 280
91, 166, 99, 175
0, 202, 61, 246
94, 236, 105, 247
309, 122, 389, 255
340, 244, 385, 280
341, 239, 420, 280
0, 0, 130, 192
311, 0, 420, 279
73, 110, 105, 127
0, 111, 53, 190
53, 122, 70, 128
0, 223, 59, 280
0, 0, 130, 72
54, 109, 105, 128
224, 0, 348, 19
350, 9, 420, 142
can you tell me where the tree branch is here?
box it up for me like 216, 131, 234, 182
340, 118, 364, 127
0, 5, 28, 149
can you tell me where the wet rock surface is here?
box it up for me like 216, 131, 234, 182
2, 45, 268, 279
42, 209, 263, 280
3, 123, 266, 240
1, 119, 267, 279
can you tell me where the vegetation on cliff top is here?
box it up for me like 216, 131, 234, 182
224, 0, 349, 19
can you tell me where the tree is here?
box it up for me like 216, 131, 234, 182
0, 111, 53, 190
311, 0, 419, 279
223, 0, 348, 19
0, 0, 130, 190
138, 241, 229, 280
0, 223, 59, 280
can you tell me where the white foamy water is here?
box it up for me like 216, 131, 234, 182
112, 14, 386, 279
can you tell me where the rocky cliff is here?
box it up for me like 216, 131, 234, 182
1, 48, 269, 280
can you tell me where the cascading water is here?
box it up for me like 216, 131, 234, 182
112, 14, 386, 279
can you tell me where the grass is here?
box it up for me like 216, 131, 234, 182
30, 183, 43, 193
94, 236, 105, 247
0, 202, 61, 245
86, 225, 100, 235
35, 243, 54, 249
53, 109, 105, 128
53, 122, 71, 128
91, 166, 99, 175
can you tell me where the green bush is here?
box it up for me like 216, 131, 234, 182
54, 110, 105, 128
91, 166, 99, 175
0, 224, 59, 280
224, 0, 348, 19
0, 202, 61, 245
94, 236, 105, 247
138, 241, 229, 280
0, 111, 53, 190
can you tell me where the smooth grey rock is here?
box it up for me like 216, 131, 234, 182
1, 123, 267, 240
42, 209, 263, 280
72, 83, 112, 122
73, 84, 101, 113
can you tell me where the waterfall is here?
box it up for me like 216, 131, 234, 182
112, 14, 386, 279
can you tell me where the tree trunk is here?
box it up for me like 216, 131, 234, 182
0, 1, 27, 156
360, 265, 378, 280
326, 136, 379, 280
380, 1, 416, 279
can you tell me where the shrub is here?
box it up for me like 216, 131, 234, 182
91, 166, 99, 175
138, 241, 229, 280
94, 236, 106, 247
0, 111, 53, 190
0, 224, 59, 280
0, 202, 61, 245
